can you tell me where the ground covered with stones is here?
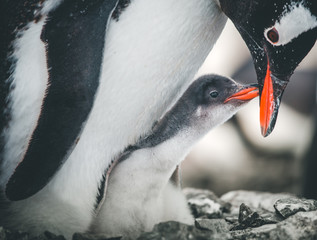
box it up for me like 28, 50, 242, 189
1, 189, 317, 240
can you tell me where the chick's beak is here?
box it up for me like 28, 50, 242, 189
224, 85, 259, 103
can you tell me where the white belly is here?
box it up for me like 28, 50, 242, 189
51, 0, 227, 204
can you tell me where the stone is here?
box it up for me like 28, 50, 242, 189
238, 203, 253, 223
184, 188, 230, 218
137, 221, 231, 240
231, 224, 276, 240
0, 227, 29, 240
231, 203, 267, 231
195, 219, 230, 233
72, 233, 121, 240
231, 203, 284, 231
0, 227, 65, 240
221, 190, 294, 214
230, 210, 317, 240
258, 210, 284, 224
270, 211, 317, 239
33, 231, 66, 240
274, 197, 317, 218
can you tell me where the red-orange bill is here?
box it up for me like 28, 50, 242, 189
260, 64, 274, 137
224, 86, 259, 103
259, 63, 288, 137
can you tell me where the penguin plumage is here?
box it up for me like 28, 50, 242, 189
0, 0, 226, 237
91, 74, 258, 238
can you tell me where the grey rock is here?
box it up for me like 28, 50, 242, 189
258, 210, 284, 224
231, 224, 276, 240
225, 205, 282, 230
32, 231, 66, 240
195, 219, 230, 233
221, 190, 294, 215
0, 227, 65, 240
231, 203, 268, 231
223, 216, 238, 225
274, 197, 317, 218
184, 188, 231, 218
228, 203, 283, 232
0, 226, 29, 240
231, 210, 317, 240
137, 221, 231, 240
72, 232, 121, 240
238, 203, 254, 223
270, 211, 317, 240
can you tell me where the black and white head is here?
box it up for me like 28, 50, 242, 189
178, 74, 258, 131
219, 0, 317, 136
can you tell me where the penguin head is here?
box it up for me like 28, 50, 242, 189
182, 74, 258, 130
219, 0, 317, 136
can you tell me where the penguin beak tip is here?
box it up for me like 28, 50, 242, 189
259, 67, 288, 137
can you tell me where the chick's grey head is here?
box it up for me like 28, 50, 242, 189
178, 74, 258, 131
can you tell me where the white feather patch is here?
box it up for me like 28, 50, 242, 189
264, 2, 317, 46
41, 0, 63, 15
0, 19, 49, 187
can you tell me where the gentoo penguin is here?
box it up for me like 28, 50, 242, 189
91, 74, 259, 238
0, 0, 315, 238
219, 0, 317, 136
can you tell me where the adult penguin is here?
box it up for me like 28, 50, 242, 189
0, 0, 316, 238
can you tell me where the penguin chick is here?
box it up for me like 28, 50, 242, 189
91, 74, 259, 239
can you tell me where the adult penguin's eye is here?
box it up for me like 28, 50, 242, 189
210, 91, 219, 98
267, 27, 279, 44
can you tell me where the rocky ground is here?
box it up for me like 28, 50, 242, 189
1, 189, 317, 240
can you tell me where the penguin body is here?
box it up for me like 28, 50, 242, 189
91, 74, 258, 238
0, 0, 226, 237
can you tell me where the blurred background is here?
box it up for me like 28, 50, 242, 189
181, 20, 317, 199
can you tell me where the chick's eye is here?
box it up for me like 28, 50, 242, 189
209, 91, 219, 98
267, 27, 279, 43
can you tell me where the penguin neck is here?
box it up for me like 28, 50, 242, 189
127, 106, 211, 172
134, 98, 195, 149
150, 124, 209, 170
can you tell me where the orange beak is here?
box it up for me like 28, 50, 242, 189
259, 63, 288, 137
260, 64, 274, 137
224, 85, 259, 103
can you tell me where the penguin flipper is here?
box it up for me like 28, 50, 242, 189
5, 0, 119, 201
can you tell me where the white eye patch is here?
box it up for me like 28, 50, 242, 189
264, 2, 317, 46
